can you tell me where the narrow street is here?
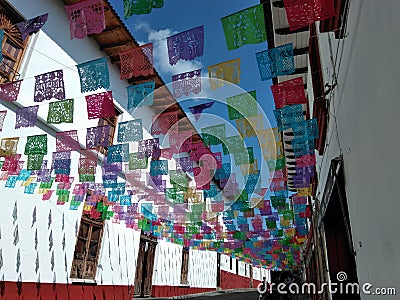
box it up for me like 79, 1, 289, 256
178, 290, 260, 299
139, 289, 310, 299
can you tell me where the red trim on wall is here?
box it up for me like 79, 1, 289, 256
151, 272, 263, 298
0, 282, 133, 300
220, 270, 261, 290
151, 285, 215, 298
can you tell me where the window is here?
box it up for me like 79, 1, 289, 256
97, 105, 122, 155
180, 247, 189, 285
230, 256, 233, 270
70, 191, 105, 280
0, 12, 28, 82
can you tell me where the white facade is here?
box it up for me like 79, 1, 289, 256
311, 0, 400, 298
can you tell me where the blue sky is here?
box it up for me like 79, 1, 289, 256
108, 0, 278, 195
108, 0, 276, 123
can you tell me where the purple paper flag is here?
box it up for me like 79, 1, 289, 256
34, 70, 65, 102
15, 13, 49, 41
188, 101, 214, 121
172, 69, 201, 99
167, 26, 204, 65
15, 105, 39, 129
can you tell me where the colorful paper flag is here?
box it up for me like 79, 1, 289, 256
119, 43, 154, 79
77, 57, 110, 93
124, 0, 164, 18
167, 26, 204, 65
208, 58, 240, 90
15, 13, 48, 40
65, 0, 105, 39
221, 4, 267, 50
256, 43, 295, 81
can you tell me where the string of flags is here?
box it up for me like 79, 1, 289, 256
0, 0, 336, 269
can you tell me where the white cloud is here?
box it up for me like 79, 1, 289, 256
133, 23, 204, 81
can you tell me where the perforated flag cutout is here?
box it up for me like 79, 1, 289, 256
85, 91, 115, 119
208, 59, 240, 90
283, 0, 335, 31
77, 57, 110, 93
34, 70, 65, 102
127, 81, 155, 110
15, 13, 48, 41
117, 119, 143, 143
167, 26, 204, 65
124, 0, 164, 18
119, 43, 154, 79
0, 80, 22, 102
227, 90, 258, 120
256, 43, 295, 81
172, 69, 201, 98
65, 0, 105, 39
221, 4, 267, 50
47, 99, 74, 124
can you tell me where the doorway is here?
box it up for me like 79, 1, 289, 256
134, 232, 158, 297
323, 160, 360, 300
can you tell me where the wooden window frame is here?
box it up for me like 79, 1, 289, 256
70, 191, 105, 281
97, 105, 123, 156
0, 12, 29, 83
180, 246, 190, 285
97, 115, 117, 156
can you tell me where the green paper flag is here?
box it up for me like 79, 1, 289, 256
124, 0, 163, 18
129, 153, 148, 170
25, 134, 47, 155
47, 99, 74, 124
221, 4, 267, 50
227, 91, 258, 120
27, 154, 44, 170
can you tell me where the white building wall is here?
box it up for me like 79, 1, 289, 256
220, 253, 234, 273
152, 241, 182, 286
152, 242, 217, 288
188, 249, 217, 288
314, 0, 400, 297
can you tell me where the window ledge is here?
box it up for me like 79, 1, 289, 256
71, 278, 97, 285
179, 284, 190, 288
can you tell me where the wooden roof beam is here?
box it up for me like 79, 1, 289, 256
100, 40, 133, 51
275, 25, 309, 35
293, 47, 309, 56
272, 0, 284, 8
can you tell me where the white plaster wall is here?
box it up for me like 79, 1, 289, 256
314, 1, 400, 297
152, 240, 182, 286
237, 260, 249, 277
0, 0, 153, 286
252, 266, 270, 282
220, 253, 235, 273
152, 242, 217, 288
188, 249, 217, 288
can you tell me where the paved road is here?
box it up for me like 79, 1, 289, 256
185, 290, 260, 299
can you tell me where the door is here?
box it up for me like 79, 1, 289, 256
323, 162, 360, 300
216, 252, 221, 288
134, 232, 157, 297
